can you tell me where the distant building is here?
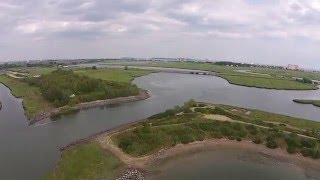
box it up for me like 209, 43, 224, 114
287, 64, 299, 70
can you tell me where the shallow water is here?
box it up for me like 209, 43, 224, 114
0, 72, 319, 179
148, 147, 315, 180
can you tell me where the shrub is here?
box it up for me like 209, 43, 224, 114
285, 136, 301, 149
301, 148, 313, 157
253, 137, 263, 144
301, 139, 316, 148
220, 127, 233, 136
286, 146, 298, 154
197, 103, 206, 107
236, 137, 242, 142
266, 140, 278, 149
183, 109, 193, 113
180, 134, 194, 144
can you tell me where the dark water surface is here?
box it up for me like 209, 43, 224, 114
0, 73, 319, 179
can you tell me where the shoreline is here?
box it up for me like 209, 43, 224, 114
103, 64, 319, 91
144, 139, 320, 179
97, 134, 320, 179
60, 124, 320, 175
293, 99, 320, 108
29, 89, 150, 125
217, 74, 319, 91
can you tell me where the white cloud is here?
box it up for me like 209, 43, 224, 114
0, 0, 320, 67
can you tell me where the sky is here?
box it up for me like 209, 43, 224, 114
1, 0, 320, 68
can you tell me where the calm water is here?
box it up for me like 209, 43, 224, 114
0, 72, 319, 179
148, 148, 313, 180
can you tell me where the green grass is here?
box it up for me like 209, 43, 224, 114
218, 104, 320, 131
105, 61, 319, 90
113, 102, 320, 158
220, 74, 318, 90
293, 99, 320, 107
248, 67, 320, 81
45, 143, 124, 180
0, 75, 53, 118
74, 68, 153, 83
0, 68, 152, 119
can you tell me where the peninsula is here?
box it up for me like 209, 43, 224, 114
0, 67, 153, 122
46, 101, 320, 180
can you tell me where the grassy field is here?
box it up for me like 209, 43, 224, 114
0, 68, 153, 119
219, 104, 320, 131
113, 101, 320, 158
45, 143, 124, 180
7, 67, 153, 83
248, 67, 320, 81
0, 75, 53, 118
220, 74, 318, 90
293, 99, 320, 108
74, 68, 153, 83
104, 61, 319, 90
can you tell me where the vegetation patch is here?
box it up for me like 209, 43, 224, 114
0, 67, 152, 119
25, 69, 140, 107
45, 143, 124, 180
112, 101, 320, 159
75, 68, 153, 83
219, 74, 318, 90
108, 61, 319, 90
0, 75, 53, 118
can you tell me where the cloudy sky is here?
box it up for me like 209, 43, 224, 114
1, 0, 320, 68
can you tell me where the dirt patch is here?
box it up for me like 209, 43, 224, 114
204, 114, 234, 122
245, 111, 251, 115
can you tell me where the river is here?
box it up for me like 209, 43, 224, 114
0, 72, 319, 179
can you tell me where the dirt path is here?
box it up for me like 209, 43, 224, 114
97, 133, 151, 169
203, 114, 317, 140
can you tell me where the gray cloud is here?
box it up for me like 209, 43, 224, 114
0, 0, 320, 68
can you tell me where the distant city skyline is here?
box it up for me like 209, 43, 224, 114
1, 0, 320, 69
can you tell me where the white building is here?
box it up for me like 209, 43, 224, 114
287, 64, 299, 70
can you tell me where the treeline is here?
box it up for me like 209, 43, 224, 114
296, 77, 313, 84
214, 61, 284, 69
25, 69, 139, 107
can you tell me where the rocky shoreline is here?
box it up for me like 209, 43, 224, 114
29, 89, 150, 125
116, 167, 145, 180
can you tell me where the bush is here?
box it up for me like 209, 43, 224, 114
197, 103, 206, 107
220, 127, 233, 136
301, 148, 313, 157
266, 140, 279, 149
236, 137, 242, 142
285, 136, 301, 149
253, 137, 263, 144
149, 109, 176, 119
301, 139, 316, 148
183, 109, 193, 113
180, 134, 194, 144
286, 146, 298, 154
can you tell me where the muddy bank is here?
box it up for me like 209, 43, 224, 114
30, 89, 150, 125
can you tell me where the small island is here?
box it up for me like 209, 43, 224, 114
46, 100, 320, 180
293, 99, 320, 108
